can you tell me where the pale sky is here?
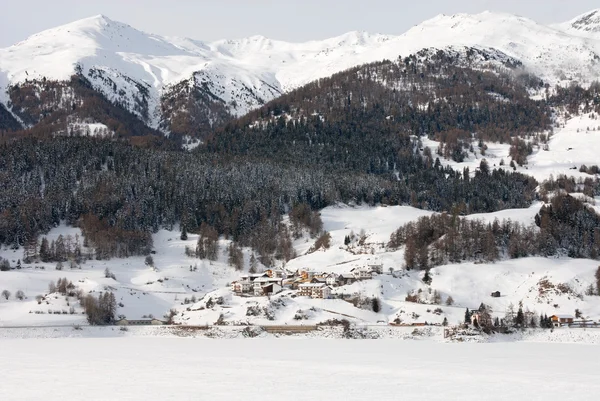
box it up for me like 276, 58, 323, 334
1, 0, 598, 47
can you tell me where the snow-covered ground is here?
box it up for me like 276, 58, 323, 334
2, 202, 599, 331
1, 338, 599, 400
0, 227, 241, 327
527, 113, 600, 182
422, 113, 600, 183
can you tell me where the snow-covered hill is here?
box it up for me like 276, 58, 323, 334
2, 203, 599, 329
1, 10, 600, 133
557, 9, 600, 38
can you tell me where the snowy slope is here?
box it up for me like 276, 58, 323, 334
420, 112, 600, 183
557, 9, 600, 38
1, 11, 600, 130
3, 203, 600, 329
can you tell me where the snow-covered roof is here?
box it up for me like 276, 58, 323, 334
254, 277, 282, 283
551, 315, 575, 319
299, 283, 328, 288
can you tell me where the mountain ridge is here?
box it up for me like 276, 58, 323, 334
1, 10, 599, 138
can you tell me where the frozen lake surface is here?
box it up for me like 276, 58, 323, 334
1, 338, 599, 400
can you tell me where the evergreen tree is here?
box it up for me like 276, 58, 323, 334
371, 297, 381, 313
39, 238, 50, 262
464, 308, 472, 324
515, 305, 525, 327
530, 316, 537, 328
423, 269, 432, 285
249, 254, 258, 274
539, 313, 545, 328
180, 225, 188, 241
59, 235, 70, 260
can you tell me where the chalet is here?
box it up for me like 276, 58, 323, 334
288, 278, 305, 290
338, 274, 356, 285
298, 270, 325, 281
298, 283, 332, 299
240, 273, 269, 282
351, 267, 372, 280
325, 273, 338, 287
491, 291, 501, 298
253, 277, 284, 296
260, 283, 282, 296
549, 315, 574, 327
266, 269, 287, 279
231, 281, 253, 294
310, 277, 327, 284
232, 273, 280, 295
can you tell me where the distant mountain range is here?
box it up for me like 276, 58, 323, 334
1, 9, 599, 139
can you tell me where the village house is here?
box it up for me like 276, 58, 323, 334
253, 276, 284, 296
231, 280, 253, 294
549, 315, 574, 327
325, 273, 338, 287
351, 267, 372, 280
260, 283, 282, 297
298, 269, 324, 281
298, 283, 332, 299
338, 274, 356, 286
266, 269, 287, 279
323, 273, 356, 287
288, 277, 305, 290
240, 273, 269, 282
310, 277, 327, 285
231, 273, 273, 295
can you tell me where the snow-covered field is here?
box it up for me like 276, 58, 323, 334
1, 338, 599, 401
422, 113, 600, 183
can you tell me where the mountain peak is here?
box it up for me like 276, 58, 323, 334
84, 14, 113, 23
567, 9, 600, 33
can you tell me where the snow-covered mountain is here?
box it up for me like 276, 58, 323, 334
1, 10, 599, 136
558, 9, 600, 37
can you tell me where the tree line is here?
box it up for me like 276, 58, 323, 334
390, 193, 600, 270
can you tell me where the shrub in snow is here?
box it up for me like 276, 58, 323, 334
145, 255, 154, 267
246, 305, 262, 316
242, 326, 264, 338
294, 310, 309, 320
0, 259, 11, 271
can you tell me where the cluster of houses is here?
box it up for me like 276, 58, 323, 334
230, 264, 384, 299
